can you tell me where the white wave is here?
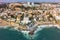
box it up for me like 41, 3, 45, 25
21, 31, 30, 39
34, 24, 60, 34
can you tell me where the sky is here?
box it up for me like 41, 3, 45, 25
0, 0, 60, 3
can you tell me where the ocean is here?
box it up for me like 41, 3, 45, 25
0, 26, 60, 40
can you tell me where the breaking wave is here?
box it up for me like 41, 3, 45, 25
0, 25, 60, 40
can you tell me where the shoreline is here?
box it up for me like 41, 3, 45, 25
0, 19, 60, 31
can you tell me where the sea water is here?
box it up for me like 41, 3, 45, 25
33, 27, 60, 40
0, 27, 28, 40
0, 26, 60, 40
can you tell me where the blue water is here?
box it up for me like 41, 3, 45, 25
0, 27, 28, 40
0, 27, 60, 40
33, 27, 60, 40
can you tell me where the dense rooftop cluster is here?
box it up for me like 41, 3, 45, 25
0, 3, 60, 30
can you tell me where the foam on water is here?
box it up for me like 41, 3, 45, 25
0, 25, 60, 40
